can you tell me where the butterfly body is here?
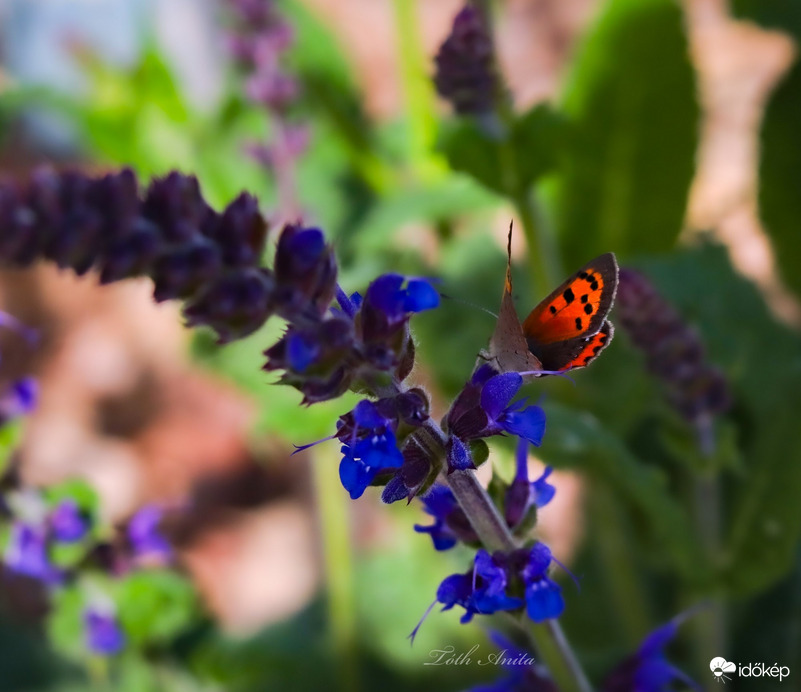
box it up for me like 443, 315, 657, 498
485, 230, 618, 376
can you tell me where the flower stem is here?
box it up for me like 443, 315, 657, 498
313, 445, 360, 692
419, 419, 592, 691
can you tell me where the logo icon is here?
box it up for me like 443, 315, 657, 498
710, 657, 736, 683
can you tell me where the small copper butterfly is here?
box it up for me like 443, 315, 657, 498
485, 226, 618, 375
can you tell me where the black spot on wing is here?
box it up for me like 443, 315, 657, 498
563, 288, 575, 304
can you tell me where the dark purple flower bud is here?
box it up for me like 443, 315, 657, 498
447, 435, 474, 472
151, 237, 222, 302
3, 522, 61, 584
207, 192, 268, 268
127, 505, 172, 566
183, 268, 275, 342
434, 6, 498, 115
505, 438, 555, 528
264, 314, 355, 403
50, 500, 89, 543
273, 224, 337, 319
141, 173, 212, 243
382, 436, 436, 504
98, 218, 162, 284
85, 607, 125, 656
602, 610, 700, 692
617, 269, 731, 441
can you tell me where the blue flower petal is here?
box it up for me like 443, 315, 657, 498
50, 500, 89, 543
365, 274, 405, 317
339, 452, 374, 499
420, 485, 458, 517
532, 467, 556, 507
525, 542, 553, 578
500, 405, 546, 446
403, 279, 440, 312
525, 578, 564, 622
480, 373, 522, 420
437, 573, 473, 609
352, 400, 385, 429
85, 610, 125, 656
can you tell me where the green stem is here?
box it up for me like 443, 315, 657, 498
511, 187, 562, 298
591, 485, 651, 646
392, 0, 440, 179
313, 445, 359, 692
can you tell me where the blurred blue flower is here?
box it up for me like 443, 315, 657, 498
85, 608, 125, 656
364, 274, 439, 321
4, 522, 60, 584
128, 505, 172, 566
505, 437, 556, 527
0, 377, 38, 422
602, 610, 701, 692
50, 499, 89, 543
414, 485, 460, 550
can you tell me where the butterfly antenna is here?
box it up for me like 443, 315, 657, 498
439, 292, 498, 319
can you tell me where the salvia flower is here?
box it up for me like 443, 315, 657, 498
447, 365, 546, 446
0, 377, 38, 425
617, 269, 730, 452
602, 611, 701, 692
85, 606, 125, 656
50, 499, 89, 543
4, 521, 61, 584
337, 400, 405, 499
505, 437, 555, 529
434, 5, 498, 115
431, 543, 565, 628
413, 485, 464, 550
127, 505, 172, 566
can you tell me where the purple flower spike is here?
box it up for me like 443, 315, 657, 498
50, 500, 89, 543
4, 522, 61, 584
128, 505, 172, 566
85, 608, 125, 656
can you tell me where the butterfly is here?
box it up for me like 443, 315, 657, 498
484, 227, 618, 376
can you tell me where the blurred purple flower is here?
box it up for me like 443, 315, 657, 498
128, 505, 172, 566
85, 607, 125, 656
3, 522, 61, 584
50, 499, 89, 543
602, 611, 701, 692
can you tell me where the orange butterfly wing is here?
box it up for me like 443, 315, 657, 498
522, 253, 618, 344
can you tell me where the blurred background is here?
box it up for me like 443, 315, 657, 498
0, 0, 800, 690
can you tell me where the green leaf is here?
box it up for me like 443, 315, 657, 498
540, 403, 706, 581
547, 0, 699, 266
731, 0, 801, 41
437, 104, 564, 196
114, 570, 197, 647
0, 420, 21, 479
632, 244, 801, 596
756, 57, 801, 301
